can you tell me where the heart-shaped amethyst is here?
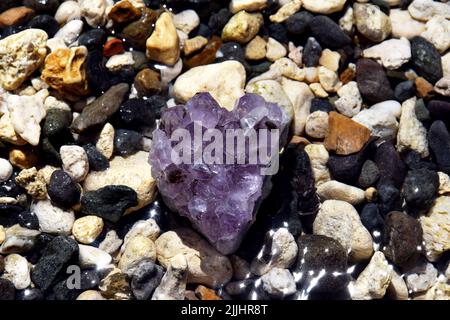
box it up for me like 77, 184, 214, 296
149, 93, 290, 254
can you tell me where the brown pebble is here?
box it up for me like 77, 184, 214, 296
415, 77, 434, 98
324, 111, 371, 155
108, 0, 142, 25
119, 8, 159, 51
134, 68, 162, 96
9, 147, 38, 169
0, 6, 35, 28
339, 67, 355, 84
195, 285, 222, 300
103, 38, 125, 58
184, 36, 222, 69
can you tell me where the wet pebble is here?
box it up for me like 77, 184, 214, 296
82, 143, 109, 172
402, 168, 439, 212
411, 36, 443, 84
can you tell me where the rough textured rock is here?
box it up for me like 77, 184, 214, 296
261, 268, 296, 299
356, 58, 395, 104
15, 167, 47, 199
309, 15, 352, 49
363, 38, 411, 70
408, 0, 450, 22
31, 199, 75, 235
411, 36, 443, 84
222, 11, 263, 44
146, 12, 180, 66
405, 261, 438, 293
335, 81, 362, 117
402, 168, 439, 212
78, 244, 112, 269
269, 0, 302, 23
354, 3, 392, 43
118, 235, 156, 275
152, 254, 188, 300
0, 224, 40, 254
304, 143, 331, 186
48, 170, 80, 208
155, 229, 232, 288
2, 253, 31, 290
72, 216, 103, 245
131, 259, 164, 300
60, 145, 89, 182
317, 180, 365, 205
428, 121, 450, 175
0, 29, 48, 91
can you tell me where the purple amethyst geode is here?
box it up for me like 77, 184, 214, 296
149, 93, 290, 254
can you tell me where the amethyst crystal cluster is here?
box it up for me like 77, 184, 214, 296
149, 93, 290, 254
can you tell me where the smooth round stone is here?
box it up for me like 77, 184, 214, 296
360, 203, 384, 241
48, 170, 81, 208
82, 143, 109, 172
402, 168, 439, 211
394, 80, 416, 102
0, 173, 22, 198
285, 11, 313, 35
120, 8, 158, 51
310, 15, 352, 49
267, 23, 288, 44
0, 158, 13, 183
359, 160, 380, 189
114, 129, 142, 156
310, 98, 334, 113
356, 58, 395, 104
303, 37, 322, 67
78, 29, 106, 50
208, 8, 232, 34
17, 210, 39, 230
134, 68, 162, 96
43, 109, 73, 138
72, 215, 104, 244
26, 14, 59, 37
23, 0, 59, 14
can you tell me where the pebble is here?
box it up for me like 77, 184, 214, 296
54, 19, 83, 46
261, 268, 296, 299
304, 143, 331, 186
394, 80, 416, 102
334, 81, 362, 117
421, 16, 450, 53
230, 255, 251, 280
174, 60, 245, 111
42, 108, 72, 138
303, 38, 322, 67
0, 6, 35, 28
354, 3, 392, 43
31, 236, 79, 291
363, 37, 411, 70
411, 36, 443, 84
309, 15, 352, 49
390, 9, 425, 40
60, 145, 89, 183
99, 230, 123, 255
120, 8, 157, 51
324, 111, 371, 155
305, 111, 328, 139
123, 219, 160, 245
419, 196, 450, 261
119, 235, 156, 275
54, 1, 80, 24
72, 216, 104, 245
76, 290, 105, 300
0, 29, 48, 91
314, 200, 373, 261
310, 83, 328, 98
183, 36, 208, 56
92, 124, 114, 161
295, 234, 348, 293
302, 0, 347, 14
79, 0, 107, 27
146, 12, 180, 66
0, 158, 13, 183
285, 11, 312, 35
250, 228, 298, 276
47, 169, 79, 208
114, 129, 142, 156
23, 0, 59, 13
106, 52, 135, 73
131, 259, 164, 300
428, 121, 450, 175
383, 211, 423, 267
81, 185, 138, 223
2, 254, 30, 290
269, 0, 302, 23
438, 172, 450, 195
31, 199, 75, 235
152, 254, 188, 300
359, 160, 380, 188
408, 0, 450, 22
350, 252, 393, 300
443, 52, 450, 78
387, 270, 409, 300
82, 143, 109, 172
15, 167, 47, 199
0, 224, 40, 254
9, 147, 38, 169
229, 0, 267, 13
0, 226, 4, 244
319, 49, 340, 72
317, 180, 366, 205
173, 9, 200, 35
155, 228, 232, 288
78, 244, 112, 269
356, 58, 395, 104
245, 36, 267, 60
405, 261, 438, 293
71, 83, 129, 133
265, 37, 287, 62
435, 76, 450, 97
222, 11, 263, 44
108, 0, 141, 26
99, 268, 131, 300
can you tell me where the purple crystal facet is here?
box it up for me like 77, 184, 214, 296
149, 93, 290, 254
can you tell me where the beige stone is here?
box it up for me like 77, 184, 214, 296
310, 83, 329, 98
305, 111, 329, 139
230, 0, 268, 13
319, 49, 341, 72
302, 0, 346, 14
266, 37, 287, 62
390, 9, 425, 39
354, 3, 391, 43
245, 36, 267, 60
269, 0, 302, 23
438, 172, 450, 195
183, 36, 208, 56
304, 144, 331, 186
317, 180, 366, 205
222, 11, 263, 44
77, 290, 106, 300
96, 123, 115, 160
318, 66, 341, 92
387, 270, 409, 300
118, 235, 156, 274
0, 225, 5, 244
15, 167, 47, 199
146, 12, 180, 65
72, 216, 104, 244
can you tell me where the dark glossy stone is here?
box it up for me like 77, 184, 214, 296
114, 129, 142, 156
43, 109, 73, 137
394, 80, 415, 102
375, 141, 406, 188
120, 8, 158, 51
285, 11, 313, 35
1, 25, 25, 38
85, 50, 112, 94
0, 173, 22, 198
0, 204, 24, 228
428, 120, 450, 174
377, 179, 402, 216
356, 58, 395, 104
26, 14, 58, 37
81, 185, 138, 223
23, 0, 59, 14
295, 235, 349, 293
402, 168, 439, 212
119, 98, 156, 127
18, 210, 39, 230
310, 98, 334, 113
303, 37, 322, 67
268, 23, 288, 44
78, 29, 107, 51
360, 203, 384, 242
0, 279, 15, 300
82, 143, 109, 171
48, 170, 81, 208
411, 36, 443, 84
191, 23, 212, 39
383, 211, 423, 267
31, 236, 79, 291
71, 83, 129, 133
208, 8, 232, 35
25, 233, 54, 264
309, 15, 352, 49
358, 160, 380, 188
131, 259, 164, 300
40, 137, 62, 167
15, 288, 44, 300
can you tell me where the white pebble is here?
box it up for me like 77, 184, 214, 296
54, 19, 84, 46
54, 1, 81, 24
31, 199, 75, 235
0, 158, 13, 183
60, 145, 89, 182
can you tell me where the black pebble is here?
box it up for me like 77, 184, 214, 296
377, 179, 402, 215
402, 168, 439, 212
360, 203, 384, 242
40, 138, 62, 167
310, 98, 334, 113
48, 170, 81, 208
86, 50, 111, 94
358, 160, 380, 188
83, 143, 109, 171
285, 11, 313, 35
356, 58, 395, 105
303, 37, 322, 67
0, 279, 15, 300
415, 99, 431, 122
78, 29, 106, 51
31, 236, 79, 291
0, 205, 25, 228
375, 141, 406, 188
114, 129, 142, 156
26, 15, 59, 37
119, 98, 156, 127
309, 15, 352, 49
394, 80, 415, 102
81, 185, 138, 223
428, 120, 450, 174
268, 24, 288, 44
208, 8, 232, 35
411, 36, 443, 84
18, 210, 40, 230
191, 23, 212, 39
131, 259, 164, 300
427, 100, 450, 122
0, 173, 22, 198
43, 109, 73, 138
